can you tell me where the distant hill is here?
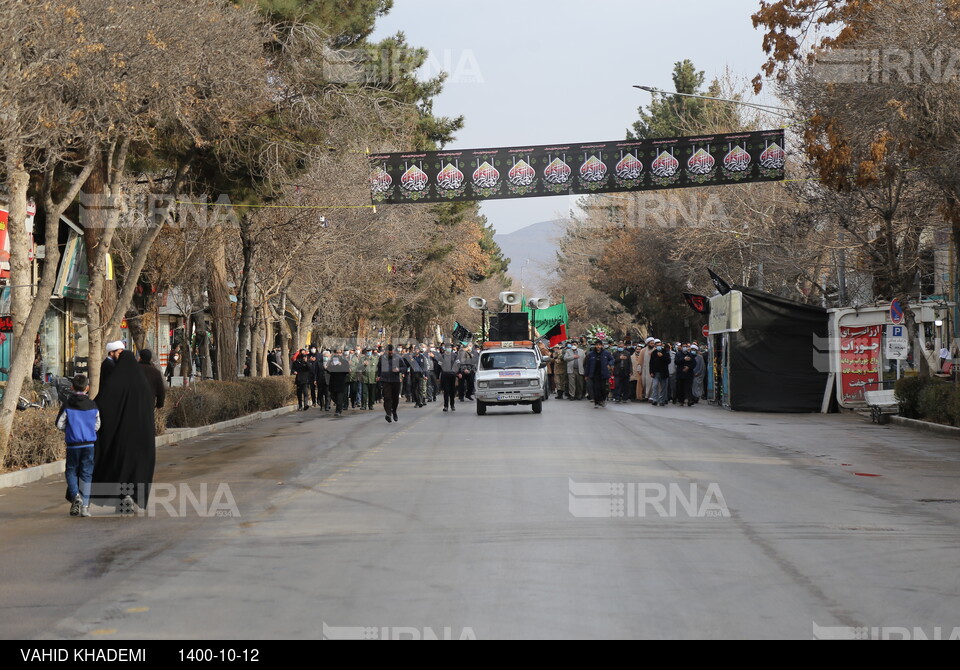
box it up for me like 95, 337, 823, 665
494, 219, 563, 297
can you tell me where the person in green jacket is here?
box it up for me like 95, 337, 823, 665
361, 349, 379, 410
348, 350, 364, 409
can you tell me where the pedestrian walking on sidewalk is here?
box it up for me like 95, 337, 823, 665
58, 375, 99, 518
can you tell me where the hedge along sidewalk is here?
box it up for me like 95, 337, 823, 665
889, 415, 960, 439
0, 403, 299, 491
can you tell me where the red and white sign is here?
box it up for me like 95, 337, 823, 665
838, 325, 882, 404
0, 209, 9, 280
702, 324, 710, 338
0, 206, 37, 279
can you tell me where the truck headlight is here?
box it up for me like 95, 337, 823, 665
529, 380, 539, 387
478, 382, 488, 389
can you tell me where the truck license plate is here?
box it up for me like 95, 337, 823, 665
497, 393, 522, 401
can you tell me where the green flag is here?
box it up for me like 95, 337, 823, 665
521, 298, 568, 337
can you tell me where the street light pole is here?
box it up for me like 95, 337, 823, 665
632, 85, 795, 119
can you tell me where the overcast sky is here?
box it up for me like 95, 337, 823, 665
370, 0, 775, 235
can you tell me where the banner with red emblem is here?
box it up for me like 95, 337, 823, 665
369, 129, 785, 204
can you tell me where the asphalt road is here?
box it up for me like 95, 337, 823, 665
2, 396, 959, 640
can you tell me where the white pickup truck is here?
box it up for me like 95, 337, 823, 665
474, 341, 549, 415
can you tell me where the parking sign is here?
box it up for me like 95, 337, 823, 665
885, 325, 908, 360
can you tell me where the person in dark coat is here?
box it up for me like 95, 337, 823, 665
92, 350, 156, 513
165, 344, 182, 386
307, 350, 324, 408
584, 340, 615, 408
292, 349, 313, 411
377, 344, 408, 424
675, 344, 697, 406
648, 341, 671, 406
138, 350, 166, 409
317, 351, 331, 410
326, 349, 351, 416
612, 347, 632, 403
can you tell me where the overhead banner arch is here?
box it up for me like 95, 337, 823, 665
370, 129, 785, 205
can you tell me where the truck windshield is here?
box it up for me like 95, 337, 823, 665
480, 352, 538, 370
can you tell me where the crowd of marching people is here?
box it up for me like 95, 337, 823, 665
54, 335, 706, 516
272, 334, 709, 420
545, 336, 708, 408
281, 342, 481, 423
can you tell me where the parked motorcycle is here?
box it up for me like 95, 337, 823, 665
0, 367, 64, 411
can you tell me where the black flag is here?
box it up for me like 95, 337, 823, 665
452, 322, 472, 345
683, 293, 711, 314
707, 269, 731, 295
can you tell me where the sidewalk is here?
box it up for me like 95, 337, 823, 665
0, 404, 299, 491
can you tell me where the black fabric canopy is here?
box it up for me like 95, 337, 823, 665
727, 286, 829, 413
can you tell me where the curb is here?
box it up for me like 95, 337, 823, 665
889, 415, 960, 438
0, 404, 299, 491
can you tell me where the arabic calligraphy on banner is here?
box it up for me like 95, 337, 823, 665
369, 129, 786, 204
839, 325, 882, 404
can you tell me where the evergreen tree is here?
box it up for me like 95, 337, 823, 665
628, 60, 734, 139
251, 0, 393, 46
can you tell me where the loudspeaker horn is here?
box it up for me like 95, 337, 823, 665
499, 291, 522, 306
468, 297, 487, 310
527, 297, 550, 310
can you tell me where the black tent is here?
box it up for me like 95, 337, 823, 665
716, 286, 829, 413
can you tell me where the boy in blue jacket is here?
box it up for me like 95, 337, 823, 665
57, 375, 100, 517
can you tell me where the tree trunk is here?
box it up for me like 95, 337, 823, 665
81, 141, 129, 398
278, 291, 291, 376
2, 157, 35, 410
235, 220, 257, 376
201, 322, 213, 380
127, 308, 149, 352
6, 159, 30, 348
905, 305, 931, 379
260, 301, 272, 377
290, 296, 322, 354
0, 151, 98, 464
208, 233, 238, 380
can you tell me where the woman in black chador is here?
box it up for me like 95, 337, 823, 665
92, 349, 156, 511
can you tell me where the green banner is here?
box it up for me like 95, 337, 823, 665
522, 298, 569, 336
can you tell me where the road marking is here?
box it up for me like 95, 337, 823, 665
126, 607, 149, 613
90, 628, 117, 636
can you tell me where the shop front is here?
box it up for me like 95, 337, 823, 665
828, 301, 953, 410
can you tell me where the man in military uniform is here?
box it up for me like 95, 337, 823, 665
552, 347, 567, 399
564, 343, 585, 400
361, 348, 379, 410
457, 345, 476, 401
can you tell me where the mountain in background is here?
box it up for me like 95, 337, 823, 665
493, 219, 563, 297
